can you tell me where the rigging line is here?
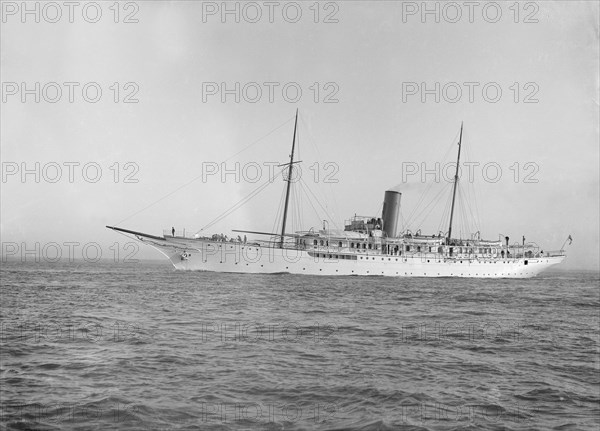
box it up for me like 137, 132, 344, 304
414, 128, 464, 231
466, 177, 480, 231
303, 164, 340, 227
297, 184, 303, 233
113, 116, 295, 227
199, 168, 285, 233
407, 182, 451, 231
441, 186, 453, 235
297, 176, 304, 232
461, 135, 482, 232
271, 179, 287, 236
439, 190, 451, 233
223, 116, 295, 164
292, 129, 302, 234
299, 114, 322, 161
399, 127, 463, 229
461, 186, 474, 238
277, 178, 287, 233
461, 180, 480, 234
372, 201, 384, 221
298, 180, 324, 226
404, 181, 435, 227
293, 181, 303, 234
438, 130, 461, 166
399, 208, 406, 233
460, 182, 479, 234
298, 113, 341, 226
456, 186, 464, 238
275, 182, 285, 234
469, 177, 482, 234
437, 185, 454, 234
414, 181, 452, 233
299, 177, 340, 230
431, 182, 453, 234
408, 127, 464, 225
290, 182, 296, 234
300, 173, 339, 229
457, 186, 467, 239
296, 125, 301, 161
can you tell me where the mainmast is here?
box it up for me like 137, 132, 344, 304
447, 122, 463, 245
280, 109, 298, 248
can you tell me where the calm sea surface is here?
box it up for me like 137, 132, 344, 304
1, 260, 598, 430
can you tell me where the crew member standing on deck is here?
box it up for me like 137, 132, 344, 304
172, 227, 175, 237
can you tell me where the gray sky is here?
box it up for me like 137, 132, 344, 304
1, 1, 598, 270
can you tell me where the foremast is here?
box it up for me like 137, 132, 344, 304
447, 122, 463, 245
280, 109, 299, 248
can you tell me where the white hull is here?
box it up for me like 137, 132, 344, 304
144, 238, 564, 278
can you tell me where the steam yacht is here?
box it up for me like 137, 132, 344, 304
107, 112, 569, 278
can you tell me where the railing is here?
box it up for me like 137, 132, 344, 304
163, 229, 189, 238
543, 250, 566, 257
163, 229, 211, 240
